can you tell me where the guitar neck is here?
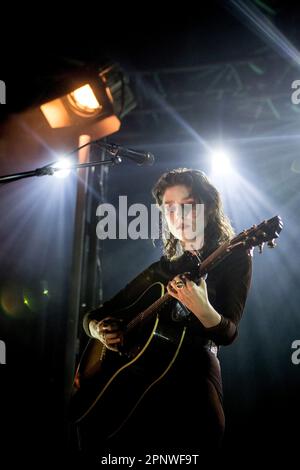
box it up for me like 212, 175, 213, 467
125, 241, 243, 333
198, 239, 244, 276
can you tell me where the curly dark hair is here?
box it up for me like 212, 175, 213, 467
152, 168, 235, 260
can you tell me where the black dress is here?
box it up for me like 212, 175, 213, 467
80, 247, 252, 455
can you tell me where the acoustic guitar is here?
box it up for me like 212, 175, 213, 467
70, 215, 283, 439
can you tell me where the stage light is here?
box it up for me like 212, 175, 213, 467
40, 83, 104, 128
68, 85, 101, 115
39, 63, 136, 139
53, 158, 72, 179
211, 149, 233, 175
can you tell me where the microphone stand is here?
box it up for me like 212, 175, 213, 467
0, 136, 152, 450
0, 137, 138, 450
0, 140, 125, 184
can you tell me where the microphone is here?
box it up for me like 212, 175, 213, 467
96, 141, 155, 166
115, 146, 155, 166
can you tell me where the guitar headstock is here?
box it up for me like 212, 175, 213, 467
230, 215, 283, 253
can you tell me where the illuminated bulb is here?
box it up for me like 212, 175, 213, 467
211, 150, 232, 175
68, 84, 101, 114
53, 158, 72, 178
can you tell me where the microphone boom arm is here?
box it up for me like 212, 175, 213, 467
0, 139, 154, 184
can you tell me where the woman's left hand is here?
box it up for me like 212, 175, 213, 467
167, 274, 221, 327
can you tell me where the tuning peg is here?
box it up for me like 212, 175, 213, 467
258, 243, 265, 254
267, 239, 276, 248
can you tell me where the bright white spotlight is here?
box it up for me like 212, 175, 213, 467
211, 149, 233, 175
53, 158, 72, 178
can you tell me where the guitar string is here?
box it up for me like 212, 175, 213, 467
126, 250, 202, 333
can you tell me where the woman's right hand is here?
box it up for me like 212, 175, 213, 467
89, 317, 124, 352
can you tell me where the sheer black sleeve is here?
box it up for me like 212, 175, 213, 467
200, 248, 253, 345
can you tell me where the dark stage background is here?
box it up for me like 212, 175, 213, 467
0, 1, 300, 465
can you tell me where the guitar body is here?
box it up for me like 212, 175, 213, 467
70, 282, 186, 440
